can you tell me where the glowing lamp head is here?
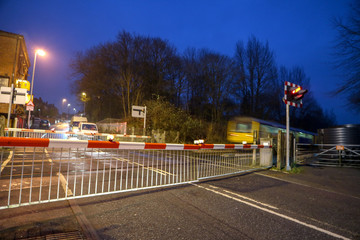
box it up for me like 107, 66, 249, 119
36, 49, 46, 56
291, 87, 301, 94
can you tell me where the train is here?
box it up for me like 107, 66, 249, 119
227, 117, 316, 144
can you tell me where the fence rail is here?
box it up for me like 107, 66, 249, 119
0, 137, 272, 209
296, 143, 360, 167
5, 128, 151, 142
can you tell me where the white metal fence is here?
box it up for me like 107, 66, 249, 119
5, 128, 151, 142
0, 137, 272, 209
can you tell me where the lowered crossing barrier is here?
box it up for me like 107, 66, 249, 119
0, 137, 272, 209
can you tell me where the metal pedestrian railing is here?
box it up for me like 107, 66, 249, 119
5, 128, 151, 142
0, 137, 272, 209
296, 143, 360, 167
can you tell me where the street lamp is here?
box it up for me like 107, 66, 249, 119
82, 92, 87, 116
67, 103, 71, 120
62, 98, 67, 120
27, 49, 46, 128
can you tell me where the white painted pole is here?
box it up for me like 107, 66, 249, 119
144, 106, 146, 129
6, 84, 14, 128
286, 103, 291, 171
28, 52, 38, 128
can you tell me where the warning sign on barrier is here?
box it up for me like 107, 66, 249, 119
336, 145, 344, 151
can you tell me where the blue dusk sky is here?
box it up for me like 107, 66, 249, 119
0, 0, 359, 125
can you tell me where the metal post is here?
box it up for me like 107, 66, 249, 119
286, 104, 291, 171
6, 84, 14, 128
144, 106, 146, 131
293, 137, 296, 165
28, 52, 38, 128
277, 130, 282, 169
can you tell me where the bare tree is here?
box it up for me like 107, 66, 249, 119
182, 48, 235, 123
70, 31, 181, 120
332, 0, 360, 112
234, 36, 278, 118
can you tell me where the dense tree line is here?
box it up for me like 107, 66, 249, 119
70, 31, 336, 141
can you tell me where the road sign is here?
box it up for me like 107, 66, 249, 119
0, 86, 27, 105
0, 87, 11, 104
26, 100, 34, 111
132, 105, 146, 118
132, 105, 147, 131
336, 145, 344, 151
13, 88, 27, 105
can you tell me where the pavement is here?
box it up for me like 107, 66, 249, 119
0, 165, 359, 240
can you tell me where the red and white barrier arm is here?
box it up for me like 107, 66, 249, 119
0, 137, 271, 150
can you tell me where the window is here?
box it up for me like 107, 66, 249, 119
235, 123, 251, 132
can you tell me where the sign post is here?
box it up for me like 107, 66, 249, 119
6, 84, 14, 129
283, 81, 308, 171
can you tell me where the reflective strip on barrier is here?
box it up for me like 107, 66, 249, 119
118, 142, 145, 150
0, 137, 271, 150
49, 139, 89, 149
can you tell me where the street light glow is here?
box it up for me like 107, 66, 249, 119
36, 49, 46, 56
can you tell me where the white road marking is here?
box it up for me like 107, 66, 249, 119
1, 151, 13, 173
115, 157, 174, 176
57, 172, 73, 197
207, 185, 277, 209
194, 183, 350, 240
45, 149, 73, 196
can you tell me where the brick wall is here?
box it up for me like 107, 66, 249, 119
0, 30, 30, 115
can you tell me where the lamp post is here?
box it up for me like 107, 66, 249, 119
81, 92, 87, 116
67, 103, 71, 120
62, 98, 67, 120
27, 49, 46, 128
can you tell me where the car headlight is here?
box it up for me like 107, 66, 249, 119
107, 135, 114, 141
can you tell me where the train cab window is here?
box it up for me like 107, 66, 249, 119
235, 123, 251, 132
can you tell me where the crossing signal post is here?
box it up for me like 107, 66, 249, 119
283, 81, 308, 171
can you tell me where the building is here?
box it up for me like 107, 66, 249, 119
0, 30, 30, 130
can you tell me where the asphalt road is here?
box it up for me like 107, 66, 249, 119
0, 166, 359, 240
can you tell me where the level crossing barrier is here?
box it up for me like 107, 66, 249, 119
0, 137, 272, 209
4, 128, 151, 142
296, 143, 360, 167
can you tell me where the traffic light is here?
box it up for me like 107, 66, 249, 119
287, 86, 308, 102
284, 81, 308, 108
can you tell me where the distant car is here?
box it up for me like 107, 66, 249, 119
71, 116, 88, 132
77, 122, 98, 134
30, 118, 50, 130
